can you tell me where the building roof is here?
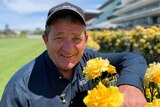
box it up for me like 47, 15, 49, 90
98, 0, 113, 10
84, 10, 101, 21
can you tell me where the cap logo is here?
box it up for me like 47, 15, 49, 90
54, 5, 77, 12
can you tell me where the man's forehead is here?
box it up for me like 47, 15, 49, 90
53, 29, 85, 34
51, 27, 85, 36
51, 23, 85, 31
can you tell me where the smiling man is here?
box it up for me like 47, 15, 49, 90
0, 2, 147, 107
43, 17, 87, 79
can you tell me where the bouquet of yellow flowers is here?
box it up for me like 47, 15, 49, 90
82, 57, 160, 107
82, 57, 124, 107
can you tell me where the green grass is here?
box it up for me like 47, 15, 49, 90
0, 38, 46, 99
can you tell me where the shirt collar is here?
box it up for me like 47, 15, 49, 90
45, 51, 81, 83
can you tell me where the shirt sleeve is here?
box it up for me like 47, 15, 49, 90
0, 81, 29, 107
85, 49, 148, 90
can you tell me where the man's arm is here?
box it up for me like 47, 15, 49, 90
118, 85, 147, 107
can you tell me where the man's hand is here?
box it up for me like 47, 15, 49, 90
118, 85, 147, 107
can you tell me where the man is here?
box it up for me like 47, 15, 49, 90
0, 2, 147, 107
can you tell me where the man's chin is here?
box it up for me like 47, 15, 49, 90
60, 65, 75, 71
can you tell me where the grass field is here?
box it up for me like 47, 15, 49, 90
0, 37, 46, 99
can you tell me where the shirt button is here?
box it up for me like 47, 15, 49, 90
71, 101, 73, 104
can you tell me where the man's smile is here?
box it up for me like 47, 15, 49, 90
60, 54, 75, 58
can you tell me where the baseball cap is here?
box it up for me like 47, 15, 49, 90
45, 2, 86, 26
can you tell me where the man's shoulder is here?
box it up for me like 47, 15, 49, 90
83, 48, 96, 58
8, 51, 46, 87
9, 59, 36, 86
84, 48, 95, 54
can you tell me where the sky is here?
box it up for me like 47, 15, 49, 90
0, 0, 107, 30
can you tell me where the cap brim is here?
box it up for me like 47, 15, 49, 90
46, 9, 86, 26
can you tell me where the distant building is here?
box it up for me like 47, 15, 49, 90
3, 24, 16, 36
86, 0, 160, 30
86, 0, 122, 30
0, 24, 19, 38
0, 30, 2, 36
111, 0, 160, 28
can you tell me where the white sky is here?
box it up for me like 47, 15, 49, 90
0, 0, 107, 30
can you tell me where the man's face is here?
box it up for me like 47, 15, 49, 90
43, 19, 87, 72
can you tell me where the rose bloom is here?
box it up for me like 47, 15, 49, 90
145, 99, 160, 107
83, 57, 117, 80
83, 57, 110, 80
144, 62, 160, 87
83, 82, 124, 107
108, 65, 117, 74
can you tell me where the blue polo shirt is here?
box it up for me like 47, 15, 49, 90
0, 49, 148, 107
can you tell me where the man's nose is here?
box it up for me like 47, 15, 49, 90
62, 40, 75, 52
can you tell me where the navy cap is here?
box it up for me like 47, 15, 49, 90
46, 2, 86, 26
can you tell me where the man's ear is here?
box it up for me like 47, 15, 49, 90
85, 33, 88, 42
42, 34, 48, 45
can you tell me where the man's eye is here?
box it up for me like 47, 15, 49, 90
54, 37, 63, 40
73, 38, 82, 43
73, 38, 81, 40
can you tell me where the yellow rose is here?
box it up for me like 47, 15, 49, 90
140, 39, 146, 44
144, 62, 160, 87
108, 65, 117, 74
83, 57, 110, 80
83, 57, 117, 80
83, 82, 124, 107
